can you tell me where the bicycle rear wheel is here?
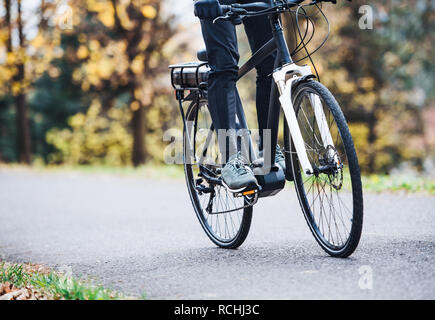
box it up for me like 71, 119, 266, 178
184, 98, 253, 249
284, 81, 363, 257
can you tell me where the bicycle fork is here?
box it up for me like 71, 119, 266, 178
273, 63, 336, 176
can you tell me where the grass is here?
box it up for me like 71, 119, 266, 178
340, 171, 434, 195
361, 174, 435, 195
0, 262, 126, 300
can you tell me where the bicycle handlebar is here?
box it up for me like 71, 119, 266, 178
220, 0, 304, 14
216, 1, 306, 24
215, 0, 347, 24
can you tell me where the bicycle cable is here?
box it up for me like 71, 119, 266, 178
293, 3, 331, 82
289, 7, 316, 57
221, 1, 331, 82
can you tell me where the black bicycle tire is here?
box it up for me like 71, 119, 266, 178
284, 80, 363, 257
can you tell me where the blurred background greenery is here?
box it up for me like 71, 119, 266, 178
0, 0, 433, 179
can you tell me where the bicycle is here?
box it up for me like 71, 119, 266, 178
169, 0, 363, 257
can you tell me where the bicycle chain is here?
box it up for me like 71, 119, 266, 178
206, 192, 259, 215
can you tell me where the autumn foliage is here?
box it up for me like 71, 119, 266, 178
0, 0, 433, 173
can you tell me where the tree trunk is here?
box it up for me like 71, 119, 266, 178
15, 92, 32, 164
131, 101, 147, 166
4, 0, 12, 51
1, 0, 12, 162
367, 110, 377, 173
14, 0, 32, 164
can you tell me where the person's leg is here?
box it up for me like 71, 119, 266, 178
199, 16, 259, 191
243, 15, 276, 152
200, 18, 239, 162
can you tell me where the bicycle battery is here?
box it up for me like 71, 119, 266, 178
254, 165, 286, 198
169, 62, 210, 90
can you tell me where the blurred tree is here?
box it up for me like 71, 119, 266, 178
46, 98, 132, 165
301, 0, 434, 173
14, 0, 32, 163
68, 0, 175, 166
0, 0, 432, 173
0, 0, 62, 163
1, 0, 32, 163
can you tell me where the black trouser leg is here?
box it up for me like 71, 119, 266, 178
200, 14, 276, 162
200, 19, 239, 162
243, 15, 276, 152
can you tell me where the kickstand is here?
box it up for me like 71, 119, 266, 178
206, 189, 215, 214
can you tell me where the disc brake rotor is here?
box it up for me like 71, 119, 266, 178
323, 145, 343, 190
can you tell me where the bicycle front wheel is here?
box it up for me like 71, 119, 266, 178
284, 80, 363, 257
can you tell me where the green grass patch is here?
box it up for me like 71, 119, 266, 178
292, 169, 434, 195
0, 262, 127, 300
361, 174, 435, 195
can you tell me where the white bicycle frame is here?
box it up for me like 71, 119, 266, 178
273, 63, 336, 176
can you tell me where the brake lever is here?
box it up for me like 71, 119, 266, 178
213, 6, 247, 24
213, 15, 229, 23
213, 15, 245, 25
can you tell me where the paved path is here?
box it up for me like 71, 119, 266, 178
0, 170, 434, 299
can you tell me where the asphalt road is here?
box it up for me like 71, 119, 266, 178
0, 169, 434, 299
